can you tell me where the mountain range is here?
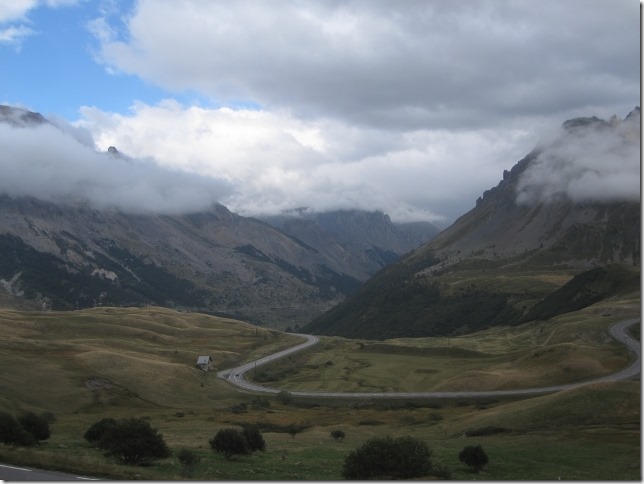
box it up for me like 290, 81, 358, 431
305, 108, 641, 339
0, 105, 437, 328
0, 105, 638, 338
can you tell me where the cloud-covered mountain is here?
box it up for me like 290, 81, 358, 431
0, 106, 437, 326
0, 105, 233, 214
306, 108, 640, 339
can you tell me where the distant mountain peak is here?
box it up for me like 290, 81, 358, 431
0, 105, 48, 127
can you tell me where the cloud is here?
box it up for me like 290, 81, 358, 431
77, 100, 537, 223
516, 110, 640, 205
0, 24, 34, 45
0, 116, 233, 213
91, 0, 639, 131
0, 0, 79, 47
75, 0, 638, 223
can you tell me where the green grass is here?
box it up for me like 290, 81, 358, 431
249, 295, 638, 393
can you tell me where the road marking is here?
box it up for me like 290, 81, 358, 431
0, 464, 31, 471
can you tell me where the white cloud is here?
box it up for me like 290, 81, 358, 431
0, 0, 79, 47
0, 0, 37, 23
0, 24, 34, 45
62, 0, 639, 223
0, 117, 232, 213
77, 100, 538, 222
516, 111, 640, 204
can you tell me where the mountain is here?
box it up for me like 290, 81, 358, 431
305, 108, 641, 339
262, 209, 440, 280
0, 106, 437, 328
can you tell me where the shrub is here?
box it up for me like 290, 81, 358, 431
83, 417, 118, 444
85, 417, 171, 465
209, 428, 250, 460
277, 390, 293, 405
251, 396, 270, 409
18, 411, 51, 442
342, 435, 431, 480
229, 403, 247, 414
464, 426, 506, 437
286, 423, 305, 439
0, 412, 35, 446
242, 425, 266, 452
330, 430, 346, 441
458, 444, 489, 473
177, 448, 201, 467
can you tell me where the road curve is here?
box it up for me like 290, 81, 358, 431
217, 319, 640, 399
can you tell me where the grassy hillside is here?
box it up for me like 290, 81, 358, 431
0, 303, 638, 480
0, 306, 300, 413
253, 295, 639, 393
306, 258, 640, 339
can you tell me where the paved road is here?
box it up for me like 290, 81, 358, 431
0, 462, 99, 481
218, 318, 641, 399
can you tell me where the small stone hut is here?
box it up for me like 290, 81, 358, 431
196, 355, 214, 372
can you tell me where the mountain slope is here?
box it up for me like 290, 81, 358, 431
262, 209, 440, 279
0, 105, 437, 327
306, 108, 640, 339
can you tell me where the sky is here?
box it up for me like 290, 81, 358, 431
0, 0, 640, 224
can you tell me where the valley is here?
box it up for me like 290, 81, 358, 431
0, 107, 639, 480
0, 295, 639, 480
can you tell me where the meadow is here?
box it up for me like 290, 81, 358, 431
0, 297, 639, 480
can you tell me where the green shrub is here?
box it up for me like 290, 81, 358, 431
18, 411, 51, 442
458, 444, 489, 473
277, 390, 293, 405
85, 417, 171, 465
330, 430, 346, 441
209, 428, 250, 460
242, 425, 266, 452
0, 412, 35, 446
177, 448, 201, 467
342, 435, 431, 480
464, 426, 506, 437
83, 417, 118, 444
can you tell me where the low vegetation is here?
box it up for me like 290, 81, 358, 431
459, 444, 489, 473
0, 300, 638, 480
306, 261, 640, 339
84, 417, 171, 465
342, 435, 432, 479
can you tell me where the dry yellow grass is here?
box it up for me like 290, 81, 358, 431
0, 306, 301, 413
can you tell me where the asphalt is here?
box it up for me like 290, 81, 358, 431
217, 318, 641, 399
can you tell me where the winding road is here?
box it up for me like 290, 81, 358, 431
218, 318, 640, 399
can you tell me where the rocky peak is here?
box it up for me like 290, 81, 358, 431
0, 105, 48, 127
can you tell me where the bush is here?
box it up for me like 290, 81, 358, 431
458, 444, 489, 473
209, 428, 250, 460
330, 429, 346, 441
177, 448, 201, 467
0, 412, 35, 446
277, 390, 293, 405
85, 417, 171, 465
83, 417, 118, 444
242, 425, 266, 452
18, 411, 51, 442
342, 435, 431, 480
